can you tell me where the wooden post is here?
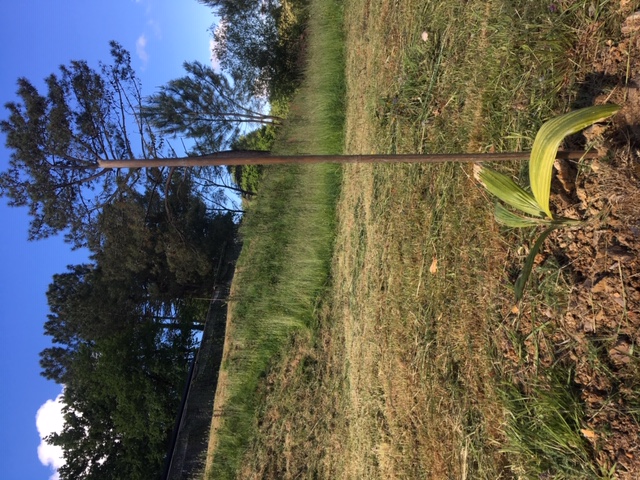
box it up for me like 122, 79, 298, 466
98, 150, 598, 169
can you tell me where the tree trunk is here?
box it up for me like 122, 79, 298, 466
98, 150, 598, 169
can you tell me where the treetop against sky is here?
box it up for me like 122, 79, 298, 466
0, 2, 216, 479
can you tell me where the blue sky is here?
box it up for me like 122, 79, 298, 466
0, 1, 218, 478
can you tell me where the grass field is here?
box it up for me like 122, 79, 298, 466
201, 0, 345, 477
206, 0, 640, 478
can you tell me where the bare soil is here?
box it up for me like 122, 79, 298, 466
497, 15, 640, 477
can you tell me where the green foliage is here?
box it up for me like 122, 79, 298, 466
269, 0, 310, 100
142, 61, 281, 154
42, 265, 194, 479
477, 168, 545, 218
528, 105, 620, 218
476, 105, 618, 226
41, 172, 236, 479
209, 163, 341, 480
227, 125, 278, 194
204, 0, 308, 101
475, 105, 619, 299
231, 124, 277, 152
0, 42, 166, 247
273, 0, 345, 157
228, 164, 262, 196
95, 172, 235, 297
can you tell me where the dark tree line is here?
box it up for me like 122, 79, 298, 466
40, 173, 236, 480
0, 2, 309, 477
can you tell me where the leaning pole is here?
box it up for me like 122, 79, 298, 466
98, 150, 598, 169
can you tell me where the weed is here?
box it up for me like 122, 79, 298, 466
475, 105, 619, 298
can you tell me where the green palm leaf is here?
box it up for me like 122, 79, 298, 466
475, 165, 545, 217
494, 203, 547, 228
529, 104, 619, 218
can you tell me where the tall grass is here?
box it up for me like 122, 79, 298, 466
207, 164, 340, 479
204, 0, 345, 477
274, 0, 345, 156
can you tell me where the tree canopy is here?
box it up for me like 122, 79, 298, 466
142, 61, 280, 155
201, 0, 306, 100
0, 42, 169, 246
0, 42, 248, 247
40, 174, 236, 479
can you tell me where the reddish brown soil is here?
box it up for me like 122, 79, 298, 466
499, 12, 640, 477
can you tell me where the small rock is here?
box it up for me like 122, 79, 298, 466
583, 316, 596, 333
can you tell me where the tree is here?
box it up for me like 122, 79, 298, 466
41, 281, 193, 478
142, 60, 281, 154
198, 0, 282, 92
40, 231, 210, 479
48, 326, 190, 480
39, 173, 233, 390
0, 42, 267, 247
0, 41, 171, 247
212, 8, 278, 96
94, 170, 236, 296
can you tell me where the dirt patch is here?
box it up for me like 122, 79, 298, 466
551, 150, 640, 478
497, 13, 640, 477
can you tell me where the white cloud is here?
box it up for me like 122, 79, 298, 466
36, 392, 66, 480
148, 18, 162, 39
136, 34, 149, 68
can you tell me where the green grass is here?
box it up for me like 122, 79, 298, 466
204, 0, 345, 477
500, 370, 613, 479
274, 0, 345, 156
336, 0, 635, 476
380, 0, 626, 158
207, 163, 340, 479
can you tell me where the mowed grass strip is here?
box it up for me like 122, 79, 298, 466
202, 0, 345, 478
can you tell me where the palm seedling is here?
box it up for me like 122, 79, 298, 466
474, 104, 620, 300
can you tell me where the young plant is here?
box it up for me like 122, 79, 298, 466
475, 104, 619, 300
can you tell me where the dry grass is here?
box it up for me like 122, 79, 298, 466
239, 163, 512, 478
324, 163, 510, 478
296, 1, 515, 475
236, 0, 530, 477
212, 0, 640, 478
